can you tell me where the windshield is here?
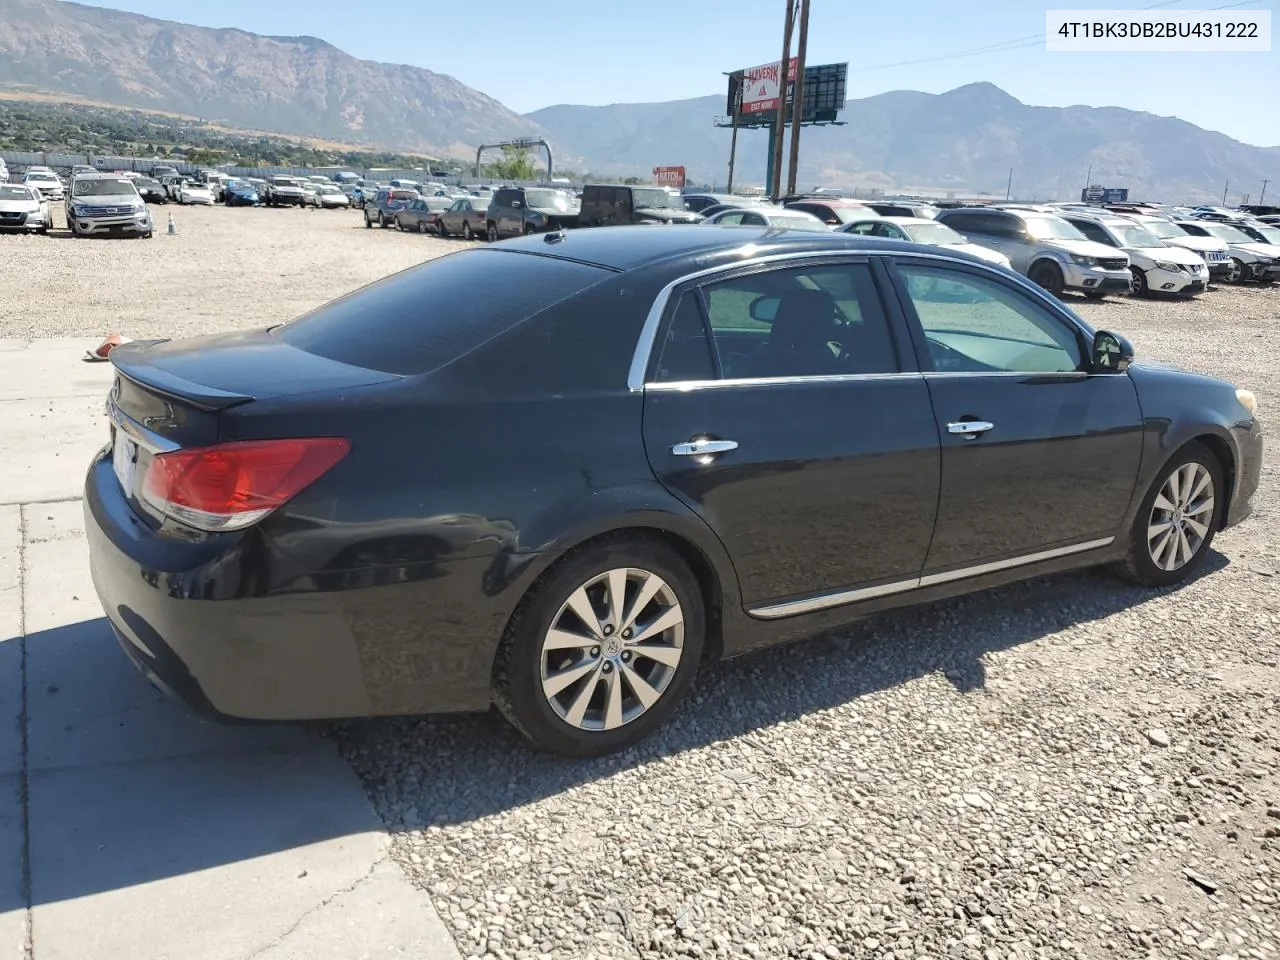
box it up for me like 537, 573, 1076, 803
1254, 226, 1280, 244
906, 221, 968, 245
1142, 219, 1184, 239
1023, 216, 1087, 241
319, 185, 343, 194
1201, 223, 1254, 244
388, 190, 418, 201
72, 178, 138, 197
272, 177, 301, 187
1115, 223, 1164, 247
630, 188, 682, 210
25, 173, 57, 182
0, 185, 34, 199
135, 178, 161, 189
524, 188, 574, 210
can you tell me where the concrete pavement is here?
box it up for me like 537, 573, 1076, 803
0, 340, 462, 960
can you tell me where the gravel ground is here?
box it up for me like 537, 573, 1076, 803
4, 209, 1276, 960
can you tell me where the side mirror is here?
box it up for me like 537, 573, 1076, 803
749, 296, 780, 323
1091, 330, 1134, 373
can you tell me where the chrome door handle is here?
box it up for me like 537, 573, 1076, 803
671, 439, 739, 456
946, 420, 994, 438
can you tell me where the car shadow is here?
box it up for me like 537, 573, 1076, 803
0, 551, 1228, 910
334, 551, 1230, 829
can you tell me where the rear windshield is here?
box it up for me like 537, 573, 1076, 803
276, 249, 611, 375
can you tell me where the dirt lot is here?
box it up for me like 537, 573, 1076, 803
4, 205, 1277, 960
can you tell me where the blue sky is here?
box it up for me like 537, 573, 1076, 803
82, 0, 1278, 146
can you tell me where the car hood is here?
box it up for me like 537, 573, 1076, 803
1042, 237, 1123, 259
1161, 234, 1228, 253
528, 205, 580, 217
1232, 242, 1280, 259
0, 198, 39, 212
1130, 244, 1204, 265
636, 207, 701, 222
944, 242, 1008, 264
70, 195, 141, 207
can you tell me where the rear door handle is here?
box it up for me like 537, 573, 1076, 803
946, 420, 994, 438
671, 439, 739, 456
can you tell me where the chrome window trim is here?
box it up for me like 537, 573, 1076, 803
628, 247, 1097, 393
107, 399, 180, 455
646, 372, 920, 392
748, 536, 1115, 620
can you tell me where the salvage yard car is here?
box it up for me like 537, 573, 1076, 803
266, 176, 307, 207
936, 207, 1131, 298
840, 216, 1012, 268
486, 186, 580, 241
66, 173, 154, 238
0, 182, 52, 233
434, 195, 489, 239
364, 187, 418, 228
1060, 211, 1208, 296
23, 169, 65, 201
86, 227, 1262, 756
1174, 220, 1280, 284
578, 184, 703, 227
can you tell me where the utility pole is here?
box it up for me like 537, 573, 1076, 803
785, 0, 811, 197
769, 0, 796, 201
1260, 179, 1270, 205
1005, 167, 1013, 201
726, 75, 742, 194
1222, 180, 1229, 206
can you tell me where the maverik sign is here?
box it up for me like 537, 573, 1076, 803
738, 58, 798, 115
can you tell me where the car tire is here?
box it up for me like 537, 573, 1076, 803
364, 215, 372, 229
487, 222, 499, 243
380, 216, 389, 229
437, 220, 449, 238
1225, 258, 1246, 284
1028, 261, 1065, 298
1114, 440, 1223, 588
463, 222, 474, 241
1130, 266, 1149, 297
418, 221, 429, 234
492, 535, 706, 756
523, 224, 536, 236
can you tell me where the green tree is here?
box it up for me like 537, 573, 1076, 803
486, 143, 538, 181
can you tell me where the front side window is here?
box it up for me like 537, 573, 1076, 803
896, 263, 1083, 374
693, 263, 898, 379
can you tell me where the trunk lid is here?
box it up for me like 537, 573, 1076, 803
107, 330, 402, 527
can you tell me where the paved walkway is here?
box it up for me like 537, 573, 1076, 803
0, 340, 461, 959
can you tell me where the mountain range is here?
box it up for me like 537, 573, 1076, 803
1, 0, 1275, 202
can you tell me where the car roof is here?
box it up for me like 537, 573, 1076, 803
492, 224, 990, 273
878, 216, 938, 226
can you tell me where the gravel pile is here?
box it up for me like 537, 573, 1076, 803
4, 211, 1275, 959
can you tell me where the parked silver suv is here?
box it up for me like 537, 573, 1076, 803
66, 173, 154, 238
935, 207, 1130, 298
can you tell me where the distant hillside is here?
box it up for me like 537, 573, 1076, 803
529, 83, 1280, 203
0, 0, 544, 156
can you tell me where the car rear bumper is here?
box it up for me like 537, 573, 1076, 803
84, 451, 502, 721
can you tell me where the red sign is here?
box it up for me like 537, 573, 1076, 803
740, 57, 798, 114
652, 166, 686, 187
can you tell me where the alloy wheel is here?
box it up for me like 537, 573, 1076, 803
1147, 462, 1215, 572
539, 567, 685, 732
1226, 259, 1244, 283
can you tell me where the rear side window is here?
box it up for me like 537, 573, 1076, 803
277, 250, 611, 376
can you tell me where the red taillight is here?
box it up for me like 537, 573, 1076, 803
142, 437, 349, 532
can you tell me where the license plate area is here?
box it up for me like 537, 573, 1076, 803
112, 428, 138, 495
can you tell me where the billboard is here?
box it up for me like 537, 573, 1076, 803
726, 62, 847, 123
1081, 186, 1128, 204
732, 58, 798, 116
652, 166, 686, 187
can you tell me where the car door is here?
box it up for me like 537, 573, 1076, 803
888, 257, 1144, 575
640, 257, 941, 613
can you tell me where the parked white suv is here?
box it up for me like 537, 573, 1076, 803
1110, 213, 1231, 280
1060, 211, 1207, 296
66, 173, 154, 238
1174, 220, 1280, 284
935, 207, 1130, 298
23, 169, 64, 201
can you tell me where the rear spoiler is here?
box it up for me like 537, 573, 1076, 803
110, 340, 255, 412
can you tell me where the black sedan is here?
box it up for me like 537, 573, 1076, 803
86, 228, 1263, 756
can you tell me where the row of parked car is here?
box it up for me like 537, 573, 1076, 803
361, 181, 1279, 300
